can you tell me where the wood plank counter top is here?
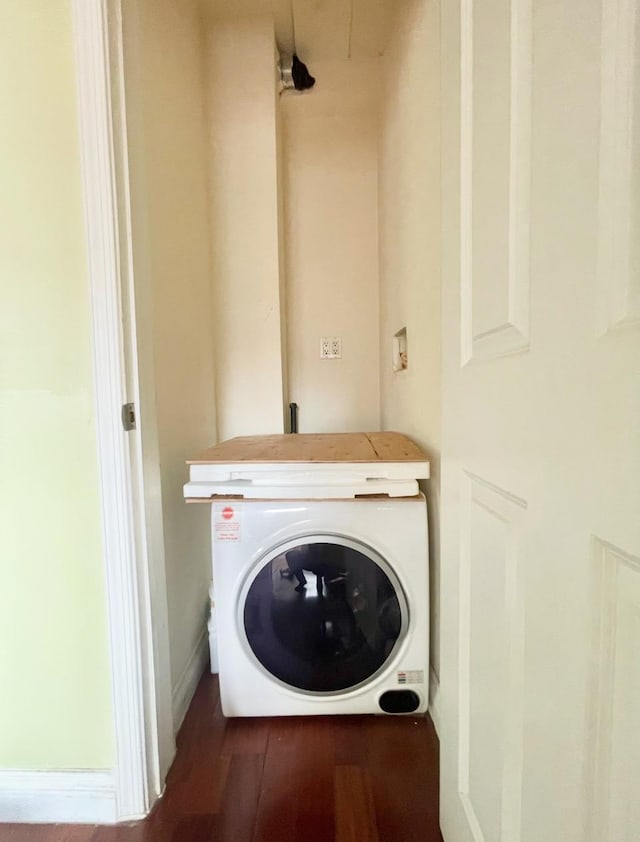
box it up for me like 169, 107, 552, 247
188, 432, 427, 465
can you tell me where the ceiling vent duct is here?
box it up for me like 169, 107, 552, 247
279, 54, 316, 92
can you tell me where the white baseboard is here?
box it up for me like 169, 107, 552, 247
0, 769, 117, 824
429, 666, 442, 738
172, 626, 209, 734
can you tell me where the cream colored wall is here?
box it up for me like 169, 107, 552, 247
379, 0, 442, 675
0, 0, 113, 768
126, 0, 217, 693
275, 46, 290, 427
206, 15, 287, 440
282, 60, 381, 433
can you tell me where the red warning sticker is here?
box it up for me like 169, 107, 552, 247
214, 505, 241, 542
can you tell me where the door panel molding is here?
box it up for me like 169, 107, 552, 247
458, 471, 526, 842
588, 538, 640, 841
460, 0, 532, 364
442, 0, 640, 836
596, 0, 640, 335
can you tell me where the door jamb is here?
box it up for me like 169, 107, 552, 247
71, 0, 173, 820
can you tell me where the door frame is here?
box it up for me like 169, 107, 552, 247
71, 0, 173, 820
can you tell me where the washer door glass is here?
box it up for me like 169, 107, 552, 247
243, 539, 406, 693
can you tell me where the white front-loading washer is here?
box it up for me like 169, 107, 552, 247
209, 494, 429, 717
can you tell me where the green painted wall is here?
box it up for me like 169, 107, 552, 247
0, 0, 114, 768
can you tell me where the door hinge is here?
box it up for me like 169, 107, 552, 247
121, 402, 136, 431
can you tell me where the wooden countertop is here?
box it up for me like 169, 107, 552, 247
188, 432, 427, 465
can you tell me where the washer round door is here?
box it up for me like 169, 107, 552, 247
241, 536, 409, 694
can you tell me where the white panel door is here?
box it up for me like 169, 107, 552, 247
439, 0, 640, 840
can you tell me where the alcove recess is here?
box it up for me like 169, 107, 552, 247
393, 327, 408, 372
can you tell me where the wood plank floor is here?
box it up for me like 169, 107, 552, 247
0, 673, 442, 842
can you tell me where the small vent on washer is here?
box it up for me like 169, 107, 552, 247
379, 690, 420, 714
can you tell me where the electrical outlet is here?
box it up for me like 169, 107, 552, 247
320, 337, 342, 359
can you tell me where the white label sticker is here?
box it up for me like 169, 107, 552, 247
397, 670, 424, 685
214, 504, 241, 542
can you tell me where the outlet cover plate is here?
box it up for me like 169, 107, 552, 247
320, 337, 342, 359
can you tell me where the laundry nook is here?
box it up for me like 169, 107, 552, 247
4, 0, 638, 837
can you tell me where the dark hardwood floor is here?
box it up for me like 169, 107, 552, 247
0, 673, 442, 841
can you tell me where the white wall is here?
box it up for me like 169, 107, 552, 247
124, 0, 217, 705
206, 15, 287, 440
379, 0, 441, 675
282, 60, 381, 433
